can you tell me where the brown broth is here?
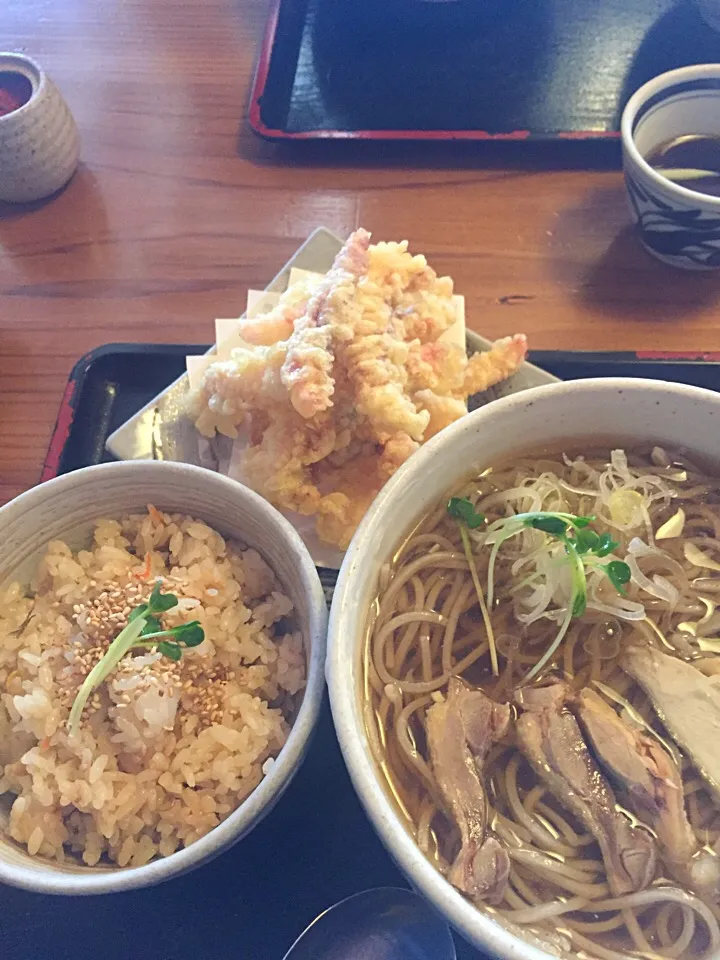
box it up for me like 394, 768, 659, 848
646, 135, 720, 197
364, 444, 720, 959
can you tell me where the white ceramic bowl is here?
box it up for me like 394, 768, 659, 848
0, 461, 327, 894
621, 64, 720, 270
327, 377, 720, 959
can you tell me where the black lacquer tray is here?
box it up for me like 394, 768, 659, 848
4, 345, 720, 960
249, 0, 720, 141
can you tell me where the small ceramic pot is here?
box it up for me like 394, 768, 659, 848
621, 64, 720, 270
0, 53, 80, 203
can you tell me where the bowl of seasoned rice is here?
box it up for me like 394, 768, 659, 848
0, 461, 327, 893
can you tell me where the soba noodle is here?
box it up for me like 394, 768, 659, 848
364, 447, 720, 960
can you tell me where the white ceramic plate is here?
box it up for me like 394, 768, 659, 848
106, 227, 558, 569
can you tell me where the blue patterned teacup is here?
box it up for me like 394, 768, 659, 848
621, 64, 720, 270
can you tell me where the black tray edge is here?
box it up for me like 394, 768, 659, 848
42, 344, 720, 486
40, 344, 208, 484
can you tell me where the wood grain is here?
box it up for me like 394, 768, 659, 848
2, 0, 720, 507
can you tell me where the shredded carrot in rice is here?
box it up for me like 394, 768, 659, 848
147, 503, 164, 524
134, 552, 152, 581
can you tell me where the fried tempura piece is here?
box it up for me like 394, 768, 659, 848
189, 230, 528, 547
413, 390, 467, 440
281, 229, 370, 419
236, 278, 317, 346
314, 452, 385, 548
343, 334, 430, 443
189, 343, 288, 438
463, 333, 528, 395
242, 411, 338, 516
409, 334, 527, 438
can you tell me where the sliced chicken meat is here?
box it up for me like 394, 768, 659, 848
623, 645, 720, 797
425, 678, 511, 904
516, 682, 656, 896
576, 687, 697, 871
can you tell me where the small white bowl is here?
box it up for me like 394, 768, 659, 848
0, 461, 327, 894
621, 64, 720, 269
327, 377, 720, 960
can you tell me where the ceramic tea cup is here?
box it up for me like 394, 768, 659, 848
621, 64, 720, 270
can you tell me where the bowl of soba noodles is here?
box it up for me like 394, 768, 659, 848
327, 377, 720, 960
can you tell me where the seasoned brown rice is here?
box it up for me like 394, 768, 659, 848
0, 508, 305, 867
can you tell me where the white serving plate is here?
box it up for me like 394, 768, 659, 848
106, 227, 558, 569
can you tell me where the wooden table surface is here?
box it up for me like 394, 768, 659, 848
2, 0, 720, 508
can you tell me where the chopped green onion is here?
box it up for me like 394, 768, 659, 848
446, 504, 632, 686
485, 511, 627, 684
486, 524, 525, 611
523, 534, 586, 683
524, 589, 577, 684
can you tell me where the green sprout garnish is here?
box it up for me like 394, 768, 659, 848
67, 582, 204, 738
447, 497, 486, 529
606, 559, 632, 594
488, 511, 631, 682
446, 498, 499, 676
445, 500, 632, 685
